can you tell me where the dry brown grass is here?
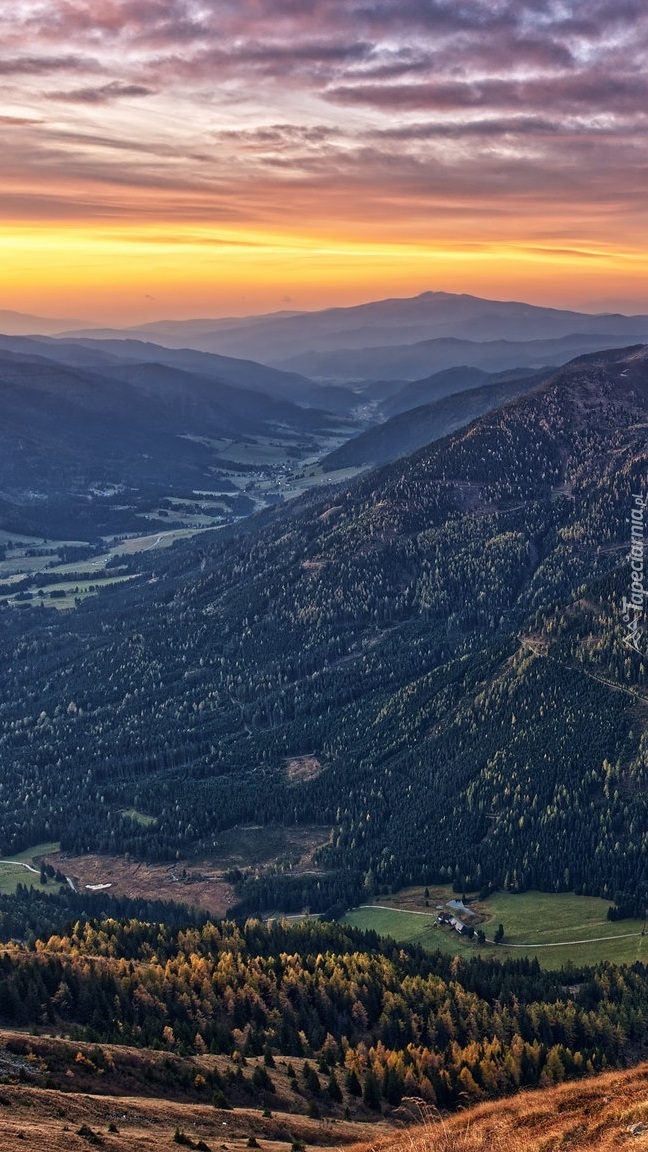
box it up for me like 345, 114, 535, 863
0, 1029, 390, 1150
0, 1081, 389, 1152
46, 825, 331, 917
285, 757, 324, 784
46, 852, 236, 917
348, 1065, 648, 1151
6, 1044, 648, 1151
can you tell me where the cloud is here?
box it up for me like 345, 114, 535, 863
0, 114, 43, 125
373, 117, 562, 140
0, 54, 99, 75
518, 246, 615, 260
3, 1, 645, 102
325, 71, 648, 115
0, 0, 647, 264
51, 81, 156, 103
16, 0, 212, 43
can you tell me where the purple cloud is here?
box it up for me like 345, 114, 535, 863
0, 0, 646, 246
51, 81, 156, 102
0, 54, 100, 75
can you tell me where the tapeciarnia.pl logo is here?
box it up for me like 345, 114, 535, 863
622, 492, 646, 655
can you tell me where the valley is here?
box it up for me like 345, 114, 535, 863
0, 340, 365, 553
1, 345, 646, 919
0, 435, 364, 607
6, 837, 648, 970
5, 0, 648, 1136
0, 304, 647, 1150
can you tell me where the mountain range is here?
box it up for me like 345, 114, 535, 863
0, 308, 85, 336
278, 330, 647, 381
60, 289, 648, 352
0, 332, 325, 406
0, 341, 348, 539
1, 342, 645, 920
6, 291, 648, 383
6, 305, 629, 543
3, 317, 648, 1140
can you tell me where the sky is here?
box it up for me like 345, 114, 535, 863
1, 0, 648, 323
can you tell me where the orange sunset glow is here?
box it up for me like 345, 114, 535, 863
1, 0, 647, 322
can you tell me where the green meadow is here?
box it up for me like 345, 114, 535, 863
0, 842, 61, 896
343, 887, 648, 970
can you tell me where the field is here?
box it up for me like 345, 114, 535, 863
343, 886, 648, 969
0, 526, 221, 610
0, 842, 61, 896
45, 825, 331, 916
44, 851, 236, 915
0, 427, 364, 612
119, 807, 157, 827
20, 573, 137, 611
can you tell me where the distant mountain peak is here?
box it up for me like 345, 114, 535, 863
0, 308, 88, 335
60, 292, 647, 378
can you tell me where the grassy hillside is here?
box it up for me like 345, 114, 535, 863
4, 1036, 648, 1152
349, 1062, 648, 1152
0, 1031, 389, 1152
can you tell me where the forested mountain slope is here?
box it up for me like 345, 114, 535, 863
277, 331, 641, 381
0, 332, 323, 406
0, 349, 327, 492
3, 914, 648, 1111
321, 369, 550, 471
0, 348, 343, 537
3, 904, 648, 1147
380, 365, 553, 418
0, 345, 646, 913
